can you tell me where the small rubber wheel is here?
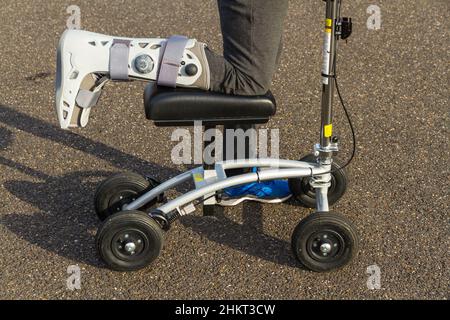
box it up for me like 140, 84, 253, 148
288, 154, 348, 208
291, 212, 359, 272
96, 211, 164, 272
94, 172, 157, 221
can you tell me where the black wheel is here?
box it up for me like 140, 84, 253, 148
94, 172, 158, 221
96, 211, 164, 272
291, 212, 358, 272
288, 154, 348, 208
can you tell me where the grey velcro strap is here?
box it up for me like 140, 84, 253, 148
157, 35, 189, 87
110, 39, 131, 80
76, 89, 102, 109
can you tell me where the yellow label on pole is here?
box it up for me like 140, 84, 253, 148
325, 19, 333, 33
324, 124, 333, 138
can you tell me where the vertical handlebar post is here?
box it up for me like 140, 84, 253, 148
319, 0, 340, 163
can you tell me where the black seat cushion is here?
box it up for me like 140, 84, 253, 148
144, 84, 276, 126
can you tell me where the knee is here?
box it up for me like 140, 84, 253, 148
206, 48, 271, 96
232, 71, 269, 96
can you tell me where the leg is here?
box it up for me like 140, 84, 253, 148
207, 0, 289, 95
55, 1, 289, 129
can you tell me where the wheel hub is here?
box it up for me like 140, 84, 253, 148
110, 190, 138, 212
113, 231, 146, 258
308, 230, 344, 261
320, 243, 332, 254
125, 242, 137, 254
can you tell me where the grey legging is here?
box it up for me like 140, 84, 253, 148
206, 0, 289, 96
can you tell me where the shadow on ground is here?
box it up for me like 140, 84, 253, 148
0, 104, 301, 268
180, 201, 300, 268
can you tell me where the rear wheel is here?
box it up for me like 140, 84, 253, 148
288, 154, 348, 208
94, 172, 158, 221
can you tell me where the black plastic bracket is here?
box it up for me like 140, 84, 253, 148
338, 17, 352, 40
145, 175, 166, 203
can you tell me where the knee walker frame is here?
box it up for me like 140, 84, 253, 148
64, 0, 357, 272
123, 158, 333, 225
120, 0, 344, 227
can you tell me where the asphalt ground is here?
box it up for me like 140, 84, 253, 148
0, 0, 448, 300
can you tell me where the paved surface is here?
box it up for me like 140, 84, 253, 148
0, 0, 448, 300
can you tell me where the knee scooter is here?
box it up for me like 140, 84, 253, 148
65, 0, 358, 272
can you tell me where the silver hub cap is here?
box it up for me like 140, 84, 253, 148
320, 243, 332, 254
125, 242, 137, 254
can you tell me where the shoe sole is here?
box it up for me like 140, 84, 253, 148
218, 194, 292, 207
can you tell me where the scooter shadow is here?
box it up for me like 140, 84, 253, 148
0, 105, 304, 269
2, 168, 302, 268
179, 202, 302, 269
0, 104, 180, 178
1, 167, 111, 266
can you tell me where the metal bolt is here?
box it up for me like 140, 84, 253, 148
125, 242, 137, 253
320, 243, 332, 254
135, 54, 155, 74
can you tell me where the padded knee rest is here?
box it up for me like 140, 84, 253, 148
144, 84, 276, 126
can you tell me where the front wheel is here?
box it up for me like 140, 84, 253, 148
291, 212, 359, 272
96, 211, 165, 272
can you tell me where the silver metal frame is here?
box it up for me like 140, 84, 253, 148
123, 158, 333, 215
123, 0, 342, 222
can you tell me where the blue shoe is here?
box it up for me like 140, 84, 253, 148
220, 179, 292, 206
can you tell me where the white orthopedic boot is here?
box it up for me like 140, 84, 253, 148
55, 29, 210, 129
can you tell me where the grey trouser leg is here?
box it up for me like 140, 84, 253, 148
206, 0, 289, 96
